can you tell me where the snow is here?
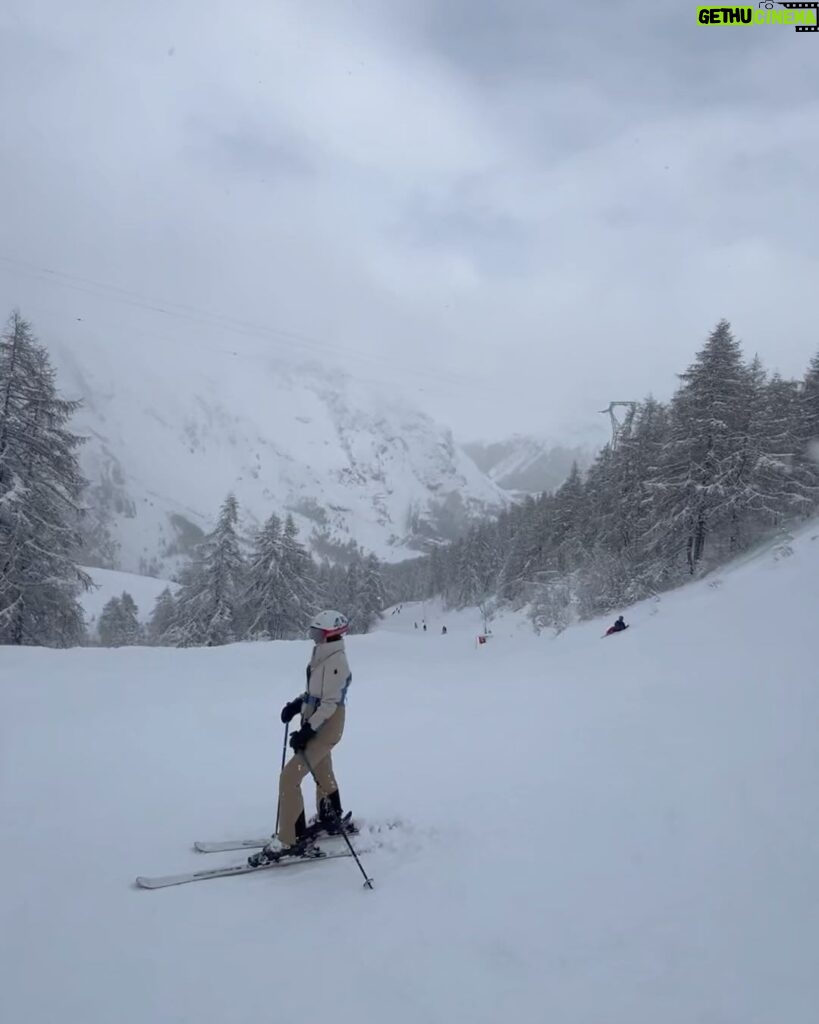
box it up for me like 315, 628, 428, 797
49, 331, 507, 572
3, 526, 819, 1022
80, 566, 178, 635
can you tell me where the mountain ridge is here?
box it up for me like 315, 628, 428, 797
50, 333, 509, 574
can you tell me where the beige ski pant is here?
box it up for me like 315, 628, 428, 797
278, 707, 345, 846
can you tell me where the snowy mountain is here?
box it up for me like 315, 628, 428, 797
4, 521, 818, 1022
464, 434, 594, 494
49, 332, 507, 575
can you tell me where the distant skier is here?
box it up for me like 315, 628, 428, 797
414, 621, 418, 630
604, 615, 628, 637
441, 625, 447, 635
423, 622, 427, 632
249, 610, 352, 866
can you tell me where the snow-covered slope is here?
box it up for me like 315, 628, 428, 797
3, 525, 819, 1023
80, 566, 178, 638
51, 332, 506, 574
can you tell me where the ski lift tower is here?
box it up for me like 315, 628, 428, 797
599, 401, 637, 450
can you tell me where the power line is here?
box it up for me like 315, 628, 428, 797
0, 254, 483, 395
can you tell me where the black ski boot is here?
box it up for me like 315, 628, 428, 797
248, 811, 316, 867
304, 791, 358, 840
319, 790, 344, 832
247, 835, 319, 867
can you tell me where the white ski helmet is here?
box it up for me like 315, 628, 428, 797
309, 609, 349, 641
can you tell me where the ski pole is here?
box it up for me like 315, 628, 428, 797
274, 722, 289, 836
302, 752, 374, 890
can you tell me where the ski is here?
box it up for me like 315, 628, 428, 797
136, 848, 355, 889
194, 836, 282, 854
194, 813, 358, 853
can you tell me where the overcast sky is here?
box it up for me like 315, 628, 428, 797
1, 0, 818, 443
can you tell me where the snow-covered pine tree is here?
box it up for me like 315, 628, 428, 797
98, 592, 141, 646
316, 559, 346, 618
577, 443, 636, 613
497, 496, 542, 601
748, 372, 814, 528
648, 320, 751, 574
530, 577, 574, 635
167, 494, 245, 646
797, 350, 819, 498
453, 532, 484, 608
160, 558, 202, 647
800, 350, 819, 447
591, 398, 669, 574
147, 587, 176, 645
119, 592, 142, 645
98, 596, 124, 646
243, 512, 285, 639
0, 312, 90, 646
551, 462, 586, 573
276, 514, 316, 638
358, 553, 386, 633
330, 549, 384, 634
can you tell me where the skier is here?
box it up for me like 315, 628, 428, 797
441, 625, 447, 635
605, 615, 628, 636
249, 610, 352, 866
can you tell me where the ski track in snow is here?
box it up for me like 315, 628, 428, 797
2, 526, 819, 1023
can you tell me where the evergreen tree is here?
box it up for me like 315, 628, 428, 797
750, 373, 814, 526
276, 514, 316, 637
801, 349, 819, 450
341, 557, 365, 632
797, 350, 819, 496
0, 312, 90, 646
98, 597, 122, 646
359, 553, 386, 633
551, 462, 586, 574
98, 591, 141, 646
244, 512, 285, 639
649, 320, 751, 574
316, 559, 346, 619
147, 587, 176, 645
498, 498, 541, 600
119, 591, 142, 645
454, 535, 483, 608
169, 494, 245, 646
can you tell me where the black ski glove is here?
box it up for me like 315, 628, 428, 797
280, 697, 303, 724
289, 722, 316, 752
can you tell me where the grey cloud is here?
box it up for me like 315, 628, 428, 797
1, 0, 818, 442
190, 122, 317, 182
396, 186, 536, 276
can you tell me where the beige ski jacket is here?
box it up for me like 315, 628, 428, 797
301, 638, 352, 731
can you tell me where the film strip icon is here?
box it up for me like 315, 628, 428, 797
776, 2, 819, 31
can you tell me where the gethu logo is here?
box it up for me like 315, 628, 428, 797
697, 3, 819, 30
